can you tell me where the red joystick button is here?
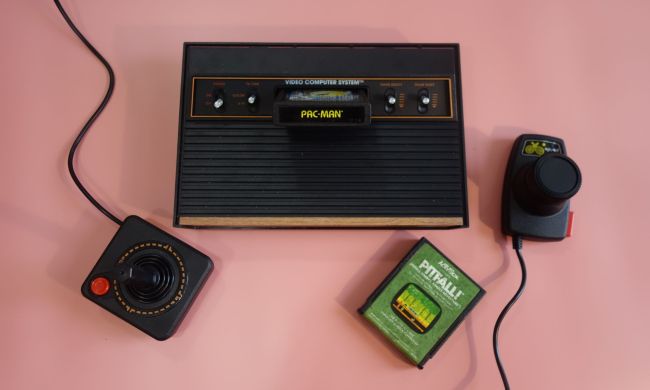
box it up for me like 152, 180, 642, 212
90, 276, 110, 296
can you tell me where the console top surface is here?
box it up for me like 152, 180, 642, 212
175, 43, 467, 228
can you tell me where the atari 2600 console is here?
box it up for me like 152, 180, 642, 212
175, 43, 468, 229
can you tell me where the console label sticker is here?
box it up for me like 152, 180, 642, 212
286, 90, 362, 102
276, 106, 367, 124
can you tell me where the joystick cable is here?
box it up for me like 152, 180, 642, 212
492, 236, 527, 389
54, 0, 122, 225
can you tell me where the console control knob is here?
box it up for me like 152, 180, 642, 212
384, 88, 397, 113
417, 89, 430, 113
247, 93, 257, 105
213, 97, 224, 109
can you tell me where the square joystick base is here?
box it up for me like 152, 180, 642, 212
81, 215, 213, 340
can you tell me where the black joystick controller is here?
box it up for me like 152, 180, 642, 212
502, 134, 582, 240
81, 216, 213, 340
52, 0, 213, 340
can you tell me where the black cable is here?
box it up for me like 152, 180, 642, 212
493, 236, 527, 389
54, 0, 122, 225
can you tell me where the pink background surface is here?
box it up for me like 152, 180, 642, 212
2, 0, 650, 389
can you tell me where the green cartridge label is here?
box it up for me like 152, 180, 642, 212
361, 239, 483, 366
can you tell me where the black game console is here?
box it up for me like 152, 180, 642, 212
175, 43, 468, 229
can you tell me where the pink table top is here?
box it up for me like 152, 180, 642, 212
2, 1, 649, 389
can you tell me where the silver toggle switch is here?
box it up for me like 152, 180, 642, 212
213, 98, 224, 109
384, 88, 397, 113
247, 94, 257, 105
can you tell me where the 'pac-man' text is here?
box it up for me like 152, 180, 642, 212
300, 109, 343, 119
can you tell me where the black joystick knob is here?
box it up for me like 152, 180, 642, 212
118, 254, 176, 304
128, 261, 162, 291
513, 153, 581, 216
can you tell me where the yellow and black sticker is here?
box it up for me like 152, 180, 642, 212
522, 139, 562, 157
277, 106, 367, 124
